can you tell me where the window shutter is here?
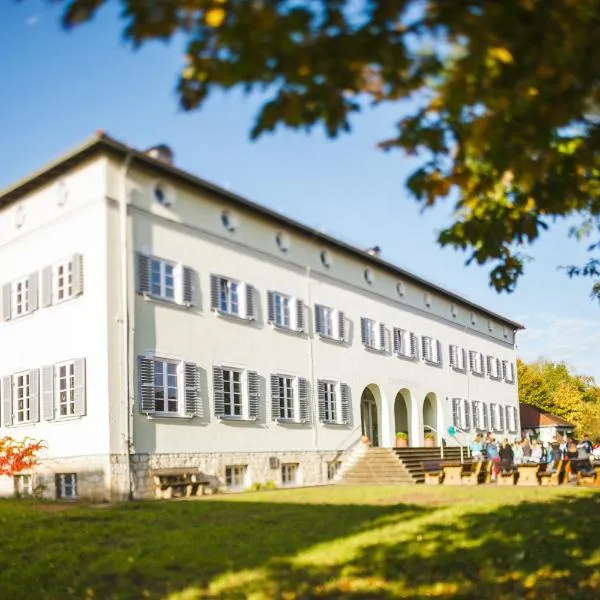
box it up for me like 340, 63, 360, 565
29, 369, 40, 423
317, 380, 326, 422
461, 348, 467, 371
212, 367, 225, 417
2, 376, 12, 426
479, 353, 485, 374
421, 337, 428, 361
379, 323, 386, 351
245, 284, 256, 320
2, 283, 11, 321
296, 299, 305, 332
410, 333, 418, 360
210, 275, 219, 311
270, 375, 280, 420
138, 357, 155, 413
41, 266, 53, 307
498, 405, 505, 431
482, 403, 489, 431
490, 403, 497, 431
486, 355, 493, 377
298, 378, 310, 423
472, 401, 479, 430
28, 272, 39, 312
247, 370, 260, 419
360, 318, 368, 346
72, 253, 84, 297
449, 345, 457, 368
393, 328, 400, 354
41, 365, 54, 420
463, 399, 471, 431
136, 253, 150, 294
267, 291, 275, 324
337, 311, 345, 342
340, 383, 351, 425
182, 267, 195, 306
469, 350, 475, 373
73, 358, 86, 417
505, 405, 512, 433
314, 305, 323, 335
184, 362, 201, 416
436, 340, 443, 366
451, 398, 460, 428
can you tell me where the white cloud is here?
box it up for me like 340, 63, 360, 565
26, 15, 40, 27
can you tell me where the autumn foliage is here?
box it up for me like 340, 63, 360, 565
0, 437, 46, 477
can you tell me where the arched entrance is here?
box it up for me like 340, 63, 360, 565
423, 392, 438, 444
394, 389, 411, 446
360, 386, 380, 447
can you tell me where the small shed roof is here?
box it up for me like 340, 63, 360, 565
519, 403, 574, 429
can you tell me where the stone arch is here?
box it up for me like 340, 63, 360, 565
360, 384, 382, 447
393, 388, 413, 446
423, 392, 440, 445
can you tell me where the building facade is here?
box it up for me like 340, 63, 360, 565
0, 134, 523, 500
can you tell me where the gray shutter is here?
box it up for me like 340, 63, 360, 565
486, 355, 493, 377
393, 328, 400, 354
337, 311, 345, 342
296, 299, 305, 332
360, 317, 368, 346
182, 267, 195, 306
472, 401, 479, 431
210, 275, 219, 311
449, 345, 457, 368
247, 370, 259, 418
463, 399, 471, 431
436, 340, 442, 366
298, 378, 310, 422
267, 291, 275, 324
138, 357, 155, 413
314, 305, 323, 335
245, 284, 256, 320
505, 405, 512, 432
461, 348, 467, 371
490, 403, 497, 431
28, 272, 39, 312
509, 362, 515, 383
482, 403, 489, 430
2, 283, 11, 321
469, 351, 475, 373
452, 398, 460, 428
2, 376, 12, 426
137, 253, 150, 294
73, 358, 86, 416
212, 367, 225, 417
379, 323, 386, 351
410, 333, 418, 360
317, 380, 326, 422
41, 365, 54, 420
72, 253, 83, 296
41, 266, 53, 307
498, 404, 505, 431
184, 362, 201, 416
479, 353, 485, 375
29, 369, 40, 423
421, 337, 428, 361
496, 358, 502, 380
270, 375, 280, 420
340, 383, 351, 425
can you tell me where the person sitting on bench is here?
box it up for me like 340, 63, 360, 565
499, 438, 514, 473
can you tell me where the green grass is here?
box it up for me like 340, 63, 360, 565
1, 485, 600, 599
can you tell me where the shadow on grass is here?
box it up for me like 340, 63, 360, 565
0, 495, 429, 600
212, 492, 600, 599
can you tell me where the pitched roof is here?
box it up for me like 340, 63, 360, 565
0, 131, 524, 330
519, 402, 574, 429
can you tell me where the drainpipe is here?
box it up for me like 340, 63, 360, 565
119, 152, 134, 500
305, 265, 318, 450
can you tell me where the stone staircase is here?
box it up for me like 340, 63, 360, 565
393, 446, 465, 484
340, 447, 415, 485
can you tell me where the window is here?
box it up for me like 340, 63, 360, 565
396, 281, 406, 297
451, 398, 471, 431
270, 375, 309, 423
323, 381, 337, 422
223, 369, 243, 417
225, 465, 247, 490
327, 461, 341, 481
53, 259, 74, 303
274, 293, 291, 328
469, 351, 485, 376
56, 361, 76, 417
152, 360, 179, 414
502, 360, 515, 384
281, 463, 298, 486
210, 275, 254, 319
57, 473, 77, 499
363, 268, 374, 284
275, 231, 290, 252
320, 250, 332, 268
490, 403, 504, 433
361, 318, 385, 351
471, 401, 488, 431
150, 258, 175, 301
449, 345, 467, 372
393, 328, 418, 360
221, 210, 238, 232
268, 292, 304, 332
14, 474, 33, 498
12, 278, 29, 318
219, 278, 239, 314
421, 336, 441, 366
486, 355, 502, 381
317, 380, 350, 425
14, 372, 30, 423
315, 304, 344, 342
506, 405, 518, 433
275, 376, 294, 420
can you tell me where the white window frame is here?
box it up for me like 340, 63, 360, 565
487, 355, 502, 381
323, 380, 339, 423
56, 361, 76, 418
13, 371, 31, 424
58, 473, 78, 499
469, 350, 485, 376
327, 460, 342, 481
316, 304, 338, 339
149, 257, 177, 302
281, 463, 299, 486
361, 318, 384, 351
151, 358, 182, 416
218, 277, 242, 317
394, 328, 417, 360
11, 277, 29, 318
449, 345, 467, 372
53, 259, 74, 304
274, 375, 296, 421
273, 292, 294, 329
222, 367, 246, 419
503, 360, 515, 384
14, 474, 33, 497
225, 465, 247, 490
422, 336, 441, 365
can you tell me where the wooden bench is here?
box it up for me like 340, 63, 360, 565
423, 461, 444, 485
442, 462, 464, 485
516, 463, 543, 486
151, 468, 210, 499
460, 460, 491, 485
539, 460, 565, 486
497, 467, 516, 485
566, 458, 593, 484
574, 459, 597, 486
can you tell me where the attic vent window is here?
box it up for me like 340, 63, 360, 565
470, 312, 477, 325
451, 304, 458, 318
320, 250, 332, 268
153, 182, 174, 207
424, 293, 432, 307
396, 281, 405, 297
363, 268, 374, 285
275, 232, 290, 252
221, 210, 238, 232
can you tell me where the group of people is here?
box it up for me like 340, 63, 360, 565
469, 432, 596, 481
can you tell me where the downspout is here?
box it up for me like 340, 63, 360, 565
119, 152, 134, 500
305, 266, 318, 450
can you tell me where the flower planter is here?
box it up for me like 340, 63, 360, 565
424, 437, 435, 448
395, 438, 408, 448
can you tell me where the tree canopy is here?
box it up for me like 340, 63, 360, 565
56, 0, 599, 298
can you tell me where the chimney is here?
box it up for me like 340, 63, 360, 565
366, 245, 381, 258
145, 144, 174, 165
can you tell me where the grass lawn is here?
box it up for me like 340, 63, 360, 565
1, 485, 600, 599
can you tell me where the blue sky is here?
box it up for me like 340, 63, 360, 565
2, 2, 599, 380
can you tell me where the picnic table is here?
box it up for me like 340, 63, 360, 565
151, 468, 210, 499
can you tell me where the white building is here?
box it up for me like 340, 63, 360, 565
0, 133, 523, 500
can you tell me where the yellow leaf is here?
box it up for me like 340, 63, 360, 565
181, 66, 195, 80
488, 46, 514, 65
298, 65, 310, 77
205, 8, 226, 27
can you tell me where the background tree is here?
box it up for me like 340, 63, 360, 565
53, 0, 600, 298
